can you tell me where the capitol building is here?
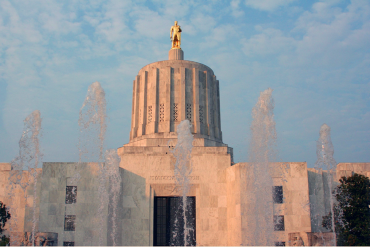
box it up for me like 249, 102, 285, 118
1, 22, 370, 246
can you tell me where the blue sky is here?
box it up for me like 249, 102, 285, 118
0, 0, 369, 167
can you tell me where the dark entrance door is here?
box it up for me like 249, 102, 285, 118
154, 197, 196, 246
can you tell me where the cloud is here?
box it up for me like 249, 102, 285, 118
131, 7, 169, 39
291, 1, 370, 69
231, 0, 244, 17
94, 1, 132, 44
189, 13, 217, 33
37, 3, 80, 35
244, 0, 296, 12
0, 1, 42, 46
197, 24, 238, 49
240, 0, 370, 71
241, 27, 296, 57
155, 0, 192, 20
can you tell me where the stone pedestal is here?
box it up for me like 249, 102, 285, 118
168, 48, 184, 60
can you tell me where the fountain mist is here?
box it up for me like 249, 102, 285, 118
171, 120, 194, 246
79, 81, 107, 162
315, 123, 337, 245
78, 81, 107, 245
244, 88, 276, 246
8, 110, 42, 246
105, 149, 122, 246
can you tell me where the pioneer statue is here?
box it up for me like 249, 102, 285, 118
170, 21, 182, 49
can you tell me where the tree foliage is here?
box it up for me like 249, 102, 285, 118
323, 173, 370, 246
0, 201, 11, 246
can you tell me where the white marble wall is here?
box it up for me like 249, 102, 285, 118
2, 159, 370, 246
336, 162, 370, 180
118, 144, 232, 246
0, 163, 42, 246
226, 162, 312, 246
39, 163, 106, 246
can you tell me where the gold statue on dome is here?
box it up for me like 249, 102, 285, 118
170, 21, 182, 49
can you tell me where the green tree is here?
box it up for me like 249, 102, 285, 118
322, 173, 370, 246
0, 202, 11, 246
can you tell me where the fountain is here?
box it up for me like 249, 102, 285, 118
243, 88, 276, 246
78, 81, 107, 163
105, 149, 122, 246
7, 110, 42, 246
314, 123, 337, 245
78, 81, 108, 245
170, 119, 195, 246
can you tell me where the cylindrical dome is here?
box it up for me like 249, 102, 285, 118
129, 55, 223, 146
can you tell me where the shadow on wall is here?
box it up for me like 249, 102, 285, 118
117, 167, 149, 246
307, 169, 337, 234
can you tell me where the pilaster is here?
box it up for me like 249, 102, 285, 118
192, 68, 200, 134
180, 67, 186, 122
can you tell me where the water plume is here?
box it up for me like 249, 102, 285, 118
315, 123, 337, 245
78, 81, 107, 162
8, 110, 42, 246
170, 120, 195, 246
78, 81, 107, 245
244, 88, 276, 246
105, 149, 121, 246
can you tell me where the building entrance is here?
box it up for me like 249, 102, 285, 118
153, 196, 196, 246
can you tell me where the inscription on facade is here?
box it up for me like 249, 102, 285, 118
150, 175, 200, 181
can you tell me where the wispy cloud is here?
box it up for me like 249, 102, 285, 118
231, 0, 244, 17
244, 0, 297, 12
241, 27, 296, 57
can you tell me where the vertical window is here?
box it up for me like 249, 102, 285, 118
274, 215, 285, 231
273, 186, 283, 204
275, 242, 285, 246
63, 242, 75, 246
64, 215, 76, 231
65, 186, 77, 204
